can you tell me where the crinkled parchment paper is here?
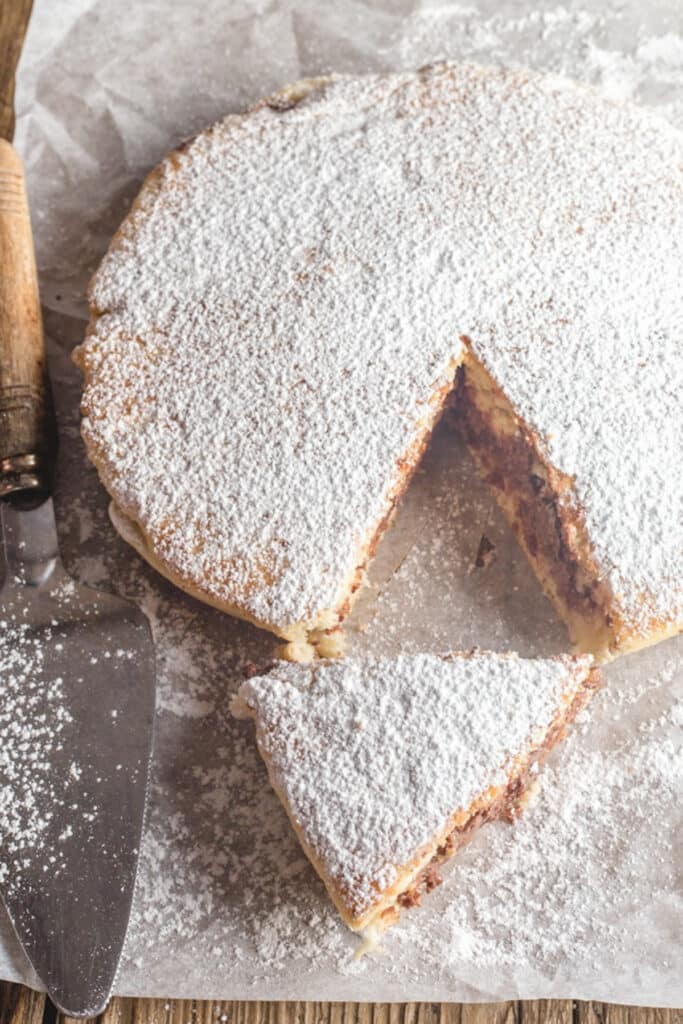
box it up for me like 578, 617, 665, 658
2, 0, 681, 1004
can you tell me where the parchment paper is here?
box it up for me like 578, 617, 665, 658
3, 0, 682, 1004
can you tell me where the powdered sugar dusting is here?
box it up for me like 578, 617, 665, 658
237, 651, 593, 920
0, 624, 73, 888
78, 63, 683, 640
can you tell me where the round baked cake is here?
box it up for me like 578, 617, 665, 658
75, 63, 683, 659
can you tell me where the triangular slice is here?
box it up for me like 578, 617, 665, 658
233, 651, 602, 932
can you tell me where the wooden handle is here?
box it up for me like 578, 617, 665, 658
0, 139, 55, 499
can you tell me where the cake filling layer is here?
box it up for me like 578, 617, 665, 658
455, 351, 618, 659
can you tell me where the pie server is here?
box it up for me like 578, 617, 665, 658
0, 137, 155, 1015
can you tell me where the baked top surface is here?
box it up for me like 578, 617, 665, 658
78, 62, 683, 635
236, 651, 593, 921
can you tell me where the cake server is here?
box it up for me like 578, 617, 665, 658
0, 136, 156, 1015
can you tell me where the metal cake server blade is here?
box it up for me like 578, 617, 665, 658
0, 140, 156, 1015
0, 499, 155, 1017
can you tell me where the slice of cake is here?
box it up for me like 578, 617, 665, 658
233, 651, 602, 933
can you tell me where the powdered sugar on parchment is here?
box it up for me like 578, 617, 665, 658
395, 8, 683, 124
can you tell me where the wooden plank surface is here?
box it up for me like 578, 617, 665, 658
0, 5, 679, 1024
0, 983, 44, 1024
0, 989, 680, 1024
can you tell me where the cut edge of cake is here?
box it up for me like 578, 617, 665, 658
94, 353, 460, 658
232, 651, 603, 934
455, 343, 683, 662
74, 71, 464, 662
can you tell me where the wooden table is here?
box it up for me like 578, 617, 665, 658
0, 3, 679, 1024
0, 986, 680, 1024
